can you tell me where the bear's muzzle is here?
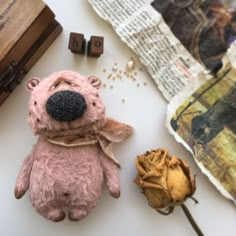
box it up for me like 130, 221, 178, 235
46, 90, 87, 122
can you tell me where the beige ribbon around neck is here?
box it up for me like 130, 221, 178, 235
47, 133, 120, 166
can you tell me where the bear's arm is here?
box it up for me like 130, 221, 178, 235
99, 151, 120, 198
15, 154, 34, 199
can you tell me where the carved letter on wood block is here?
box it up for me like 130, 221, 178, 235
87, 36, 104, 57
68, 33, 86, 54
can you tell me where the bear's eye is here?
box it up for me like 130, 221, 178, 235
51, 81, 61, 89
65, 80, 76, 86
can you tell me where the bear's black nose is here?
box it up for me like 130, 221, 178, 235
46, 90, 87, 122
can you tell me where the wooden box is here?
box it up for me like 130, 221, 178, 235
0, 0, 63, 105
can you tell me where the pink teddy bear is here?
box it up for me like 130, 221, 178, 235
15, 70, 133, 222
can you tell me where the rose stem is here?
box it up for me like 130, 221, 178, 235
181, 204, 204, 236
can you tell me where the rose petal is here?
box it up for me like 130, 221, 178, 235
167, 163, 192, 202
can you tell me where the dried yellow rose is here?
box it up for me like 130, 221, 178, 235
134, 148, 195, 212
134, 148, 203, 236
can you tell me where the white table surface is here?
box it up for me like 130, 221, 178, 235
0, 0, 235, 235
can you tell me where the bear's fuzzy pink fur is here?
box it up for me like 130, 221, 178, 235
15, 70, 133, 222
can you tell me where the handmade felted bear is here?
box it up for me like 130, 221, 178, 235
15, 70, 133, 222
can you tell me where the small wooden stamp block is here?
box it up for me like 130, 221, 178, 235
68, 33, 86, 54
87, 36, 104, 57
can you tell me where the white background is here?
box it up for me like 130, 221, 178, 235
0, 0, 235, 235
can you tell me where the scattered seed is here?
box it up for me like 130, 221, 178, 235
112, 63, 118, 72
104, 61, 145, 92
126, 58, 135, 72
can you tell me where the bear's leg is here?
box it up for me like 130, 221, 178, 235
37, 205, 66, 222
47, 207, 66, 222
68, 204, 96, 221
68, 207, 88, 221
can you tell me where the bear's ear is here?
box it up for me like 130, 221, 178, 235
26, 78, 41, 91
87, 76, 102, 89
